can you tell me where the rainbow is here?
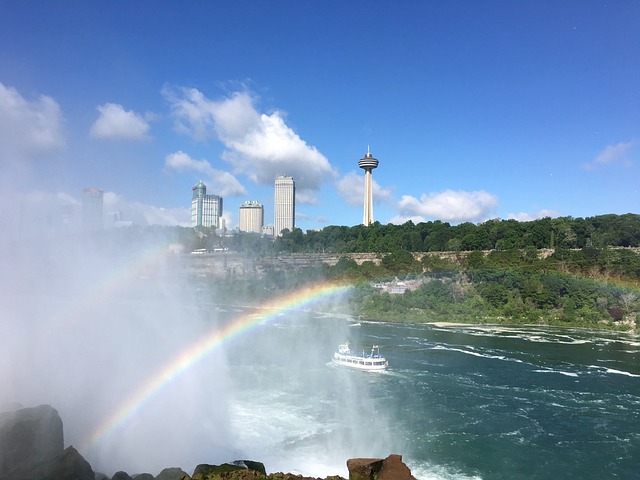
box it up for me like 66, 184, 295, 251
81, 280, 352, 452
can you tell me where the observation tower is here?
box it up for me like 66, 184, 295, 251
358, 147, 379, 226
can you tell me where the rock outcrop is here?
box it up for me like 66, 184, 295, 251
192, 460, 266, 479
0, 405, 94, 480
131, 474, 155, 480
154, 467, 190, 480
0, 404, 64, 476
111, 471, 133, 480
347, 454, 415, 480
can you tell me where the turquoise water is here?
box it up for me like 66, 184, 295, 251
223, 312, 640, 479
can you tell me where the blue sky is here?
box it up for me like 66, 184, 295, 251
1, 1, 638, 232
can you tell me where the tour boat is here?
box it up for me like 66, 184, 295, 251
332, 341, 388, 371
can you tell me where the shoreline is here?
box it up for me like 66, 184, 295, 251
424, 320, 638, 334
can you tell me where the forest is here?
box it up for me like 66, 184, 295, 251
181, 214, 639, 331
103, 213, 640, 330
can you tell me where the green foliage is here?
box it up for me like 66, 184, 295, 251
91, 218, 640, 331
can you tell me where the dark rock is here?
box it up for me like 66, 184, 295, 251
233, 460, 267, 476
132, 474, 155, 480
112, 471, 133, 480
0, 445, 94, 480
0, 404, 64, 476
192, 463, 247, 480
193, 460, 267, 479
155, 466, 190, 480
95, 473, 109, 480
377, 454, 415, 480
40, 446, 95, 480
346, 458, 384, 480
193, 463, 243, 477
347, 454, 415, 480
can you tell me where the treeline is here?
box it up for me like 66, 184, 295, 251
122, 213, 639, 256
273, 213, 640, 254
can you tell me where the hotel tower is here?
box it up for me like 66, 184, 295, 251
358, 148, 379, 226
274, 175, 295, 235
191, 181, 223, 228
239, 200, 264, 234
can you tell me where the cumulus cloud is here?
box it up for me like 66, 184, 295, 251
397, 189, 499, 223
90, 103, 151, 141
164, 151, 247, 197
582, 141, 635, 170
506, 209, 559, 222
387, 215, 429, 225
0, 82, 65, 162
336, 171, 393, 207
163, 87, 337, 203
165, 150, 214, 174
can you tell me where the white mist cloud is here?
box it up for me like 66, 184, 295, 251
0, 82, 65, 162
336, 171, 393, 207
90, 103, 151, 141
398, 189, 499, 223
103, 191, 190, 227
0, 232, 236, 476
164, 151, 247, 198
582, 141, 635, 170
163, 87, 337, 203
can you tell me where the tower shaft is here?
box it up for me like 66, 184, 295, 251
363, 168, 374, 226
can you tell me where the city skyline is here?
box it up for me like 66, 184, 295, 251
1, 2, 638, 234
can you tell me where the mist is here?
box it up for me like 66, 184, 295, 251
0, 185, 397, 477
0, 216, 237, 475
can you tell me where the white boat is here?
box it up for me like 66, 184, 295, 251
332, 341, 388, 371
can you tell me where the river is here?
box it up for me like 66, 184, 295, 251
223, 311, 640, 479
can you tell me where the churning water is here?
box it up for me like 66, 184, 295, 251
222, 311, 640, 480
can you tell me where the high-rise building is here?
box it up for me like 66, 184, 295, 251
191, 181, 223, 228
274, 175, 295, 236
239, 200, 264, 233
82, 188, 104, 231
358, 148, 379, 226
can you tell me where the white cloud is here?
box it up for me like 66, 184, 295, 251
164, 151, 247, 197
506, 209, 558, 222
90, 103, 150, 141
397, 190, 499, 223
336, 171, 393, 207
387, 215, 428, 225
0, 83, 65, 162
582, 141, 635, 170
165, 150, 213, 174
163, 87, 337, 203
